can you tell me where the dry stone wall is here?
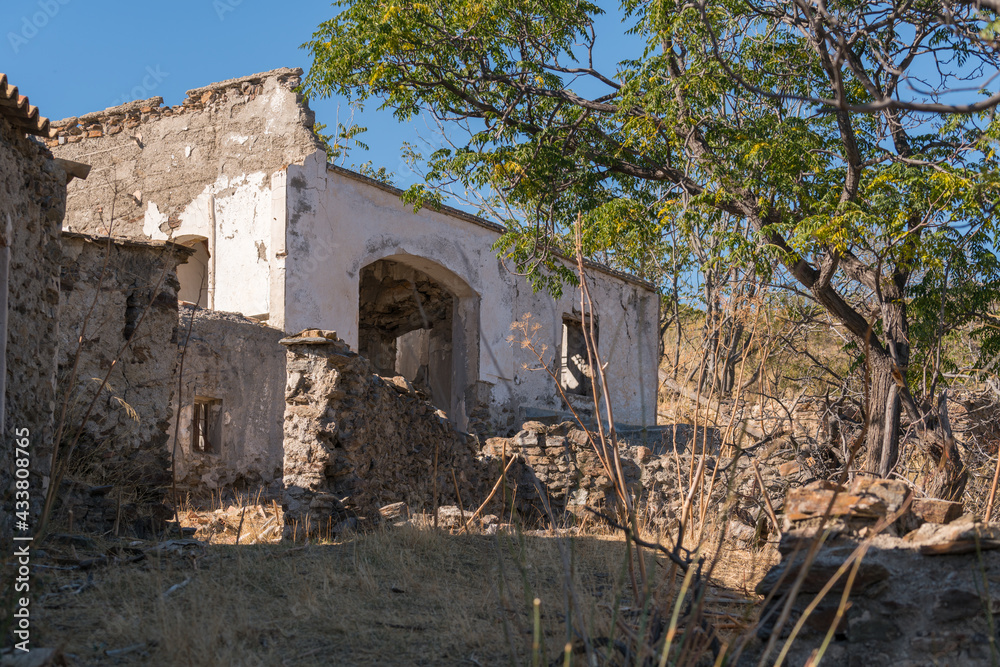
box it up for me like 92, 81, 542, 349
173, 305, 285, 492
55, 233, 190, 535
750, 478, 1000, 666
483, 421, 642, 521
0, 118, 65, 542
483, 421, 726, 526
281, 330, 487, 537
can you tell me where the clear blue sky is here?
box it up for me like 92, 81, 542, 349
1, 0, 431, 184
2, 0, 637, 195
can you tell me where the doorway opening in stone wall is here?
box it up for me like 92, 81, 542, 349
176, 235, 211, 309
561, 314, 598, 397
357, 256, 480, 430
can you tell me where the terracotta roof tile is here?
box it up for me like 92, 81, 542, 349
0, 73, 56, 138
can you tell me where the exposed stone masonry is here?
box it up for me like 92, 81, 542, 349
358, 259, 456, 411
483, 420, 729, 527
55, 233, 191, 535
51, 67, 322, 239
0, 117, 66, 542
48, 68, 310, 149
751, 478, 1000, 666
280, 330, 486, 537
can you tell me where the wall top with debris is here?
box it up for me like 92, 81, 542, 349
51, 67, 324, 239
63, 230, 196, 258
49, 68, 307, 145
280, 329, 345, 346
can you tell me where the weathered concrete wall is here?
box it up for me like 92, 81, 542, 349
283, 158, 660, 432
0, 118, 65, 540
50, 68, 323, 319
280, 331, 486, 537
172, 305, 285, 491
55, 233, 190, 534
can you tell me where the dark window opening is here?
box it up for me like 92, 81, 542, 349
192, 396, 222, 454
561, 316, 598, 396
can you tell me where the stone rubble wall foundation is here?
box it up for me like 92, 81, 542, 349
280, 330, 488, 537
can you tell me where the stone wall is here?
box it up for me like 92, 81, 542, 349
0, 118, 65, 541
172, 305, 285, 492
482, 420, 724, 526
484, 421, 641, 522
280, 330, 487, 537
749, 478, 1000, 666
55, 233, 191, 535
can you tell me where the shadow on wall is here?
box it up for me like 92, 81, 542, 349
172, 305, 287, 493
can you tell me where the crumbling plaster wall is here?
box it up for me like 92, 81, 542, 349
56, 233, 190, 533
0, 118, 65, 540
172, 305, 285, 491
282, 156, 659, 431
49, 68, 323, 320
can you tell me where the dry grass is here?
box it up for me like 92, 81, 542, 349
177, 491, 283, 546
32, 517, 775, 666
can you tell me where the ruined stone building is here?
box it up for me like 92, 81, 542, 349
0, 73, 66, 541
47, 68, 659, 492
0, 74, 190, 538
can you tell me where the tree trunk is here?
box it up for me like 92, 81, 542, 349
864, 355, 902, 476
918, 393, 968, 501
863, 298, 910, 477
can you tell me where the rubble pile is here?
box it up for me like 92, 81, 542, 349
279, 330, 487, 537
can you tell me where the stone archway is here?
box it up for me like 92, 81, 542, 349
357, 256, 479, 429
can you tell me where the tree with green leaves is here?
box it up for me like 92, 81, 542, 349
304, 0, 1000, 478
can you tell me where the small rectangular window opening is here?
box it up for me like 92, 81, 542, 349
192, 396, 222, 454
560, 315, 598, 396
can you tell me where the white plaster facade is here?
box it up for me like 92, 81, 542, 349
277, 155, 659, 429
52, 69, 659, 436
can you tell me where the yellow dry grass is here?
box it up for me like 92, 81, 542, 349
33, 519, 772, 666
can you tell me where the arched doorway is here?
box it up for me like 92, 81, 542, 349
357, 256, 479, 429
